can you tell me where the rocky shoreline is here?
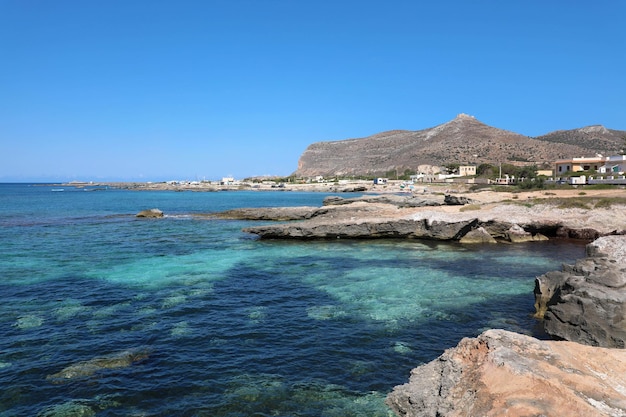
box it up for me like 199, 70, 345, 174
135, 186, 626, 415
239, 193, 626, 243
220, 190, 626, 416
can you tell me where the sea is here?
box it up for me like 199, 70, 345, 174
0, 183, 587, 416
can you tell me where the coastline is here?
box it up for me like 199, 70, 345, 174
201, 184, 626, 416
63, 179, 626, 200
38, 181, 626, 414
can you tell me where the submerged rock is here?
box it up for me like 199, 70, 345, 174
47, 348, 150, 384
37, 396, 120, 417
535, 235, 626, 348
37, 401, 96, 417
386, 329, 626, 417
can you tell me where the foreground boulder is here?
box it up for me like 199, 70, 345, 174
386, 329, 626, 417
534, 235, 626, 348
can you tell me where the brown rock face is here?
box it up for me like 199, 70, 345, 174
386, 329, 626, 417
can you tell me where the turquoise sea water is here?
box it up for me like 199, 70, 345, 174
0, 184, 586, 416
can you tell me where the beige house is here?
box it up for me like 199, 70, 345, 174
554, 157, 603, 175
459, 165, 477, 176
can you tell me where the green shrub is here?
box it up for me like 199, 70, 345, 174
594, 197, 626, 208
554, 198, 591, 209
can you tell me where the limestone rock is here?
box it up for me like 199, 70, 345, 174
212, 206, 319, 221
507, 224, 549, 243
459, 227, 497, 244
136, 208, 164, 218
323, 194, 444, 208
244, 218, 477, 240
535, 235, 626, 348
386, 329, 626, 417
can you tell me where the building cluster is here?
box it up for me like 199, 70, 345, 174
368, 154, 626, 187
554, 154, 626, 185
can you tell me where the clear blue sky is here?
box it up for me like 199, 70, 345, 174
1, 1, 625, 182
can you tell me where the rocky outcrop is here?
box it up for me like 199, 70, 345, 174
534, 235, 626, 348
243, 210, 561, 243
212, 206, 320, 221
244, 217, 478, 240
506, 224, 549, 243
386, 329, 626, 417
136, 208, 164, 218
458, 227, 497, 244
241, 199, 626, 243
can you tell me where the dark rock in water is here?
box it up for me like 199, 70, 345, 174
47, 348, 150, 384
535, 235, 626, 348
136, 208, 164, 218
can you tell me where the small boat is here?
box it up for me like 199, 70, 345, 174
51, 188, 65, 192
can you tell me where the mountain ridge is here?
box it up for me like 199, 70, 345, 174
293, 114, 626, 177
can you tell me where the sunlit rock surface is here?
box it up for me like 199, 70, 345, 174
242, 198, 626, 243
386, 329, 626, 417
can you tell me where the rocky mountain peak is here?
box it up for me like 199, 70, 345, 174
580, 125, 609, 134
455, 113, 476, 120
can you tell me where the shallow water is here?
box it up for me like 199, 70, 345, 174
0, 184, 586, 416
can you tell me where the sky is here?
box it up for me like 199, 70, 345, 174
1, 1, 625, 182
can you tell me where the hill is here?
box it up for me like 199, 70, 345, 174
535, 125, 625, 153
293, 114, 625, 177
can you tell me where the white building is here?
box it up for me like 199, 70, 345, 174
599, 155, 626, 175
